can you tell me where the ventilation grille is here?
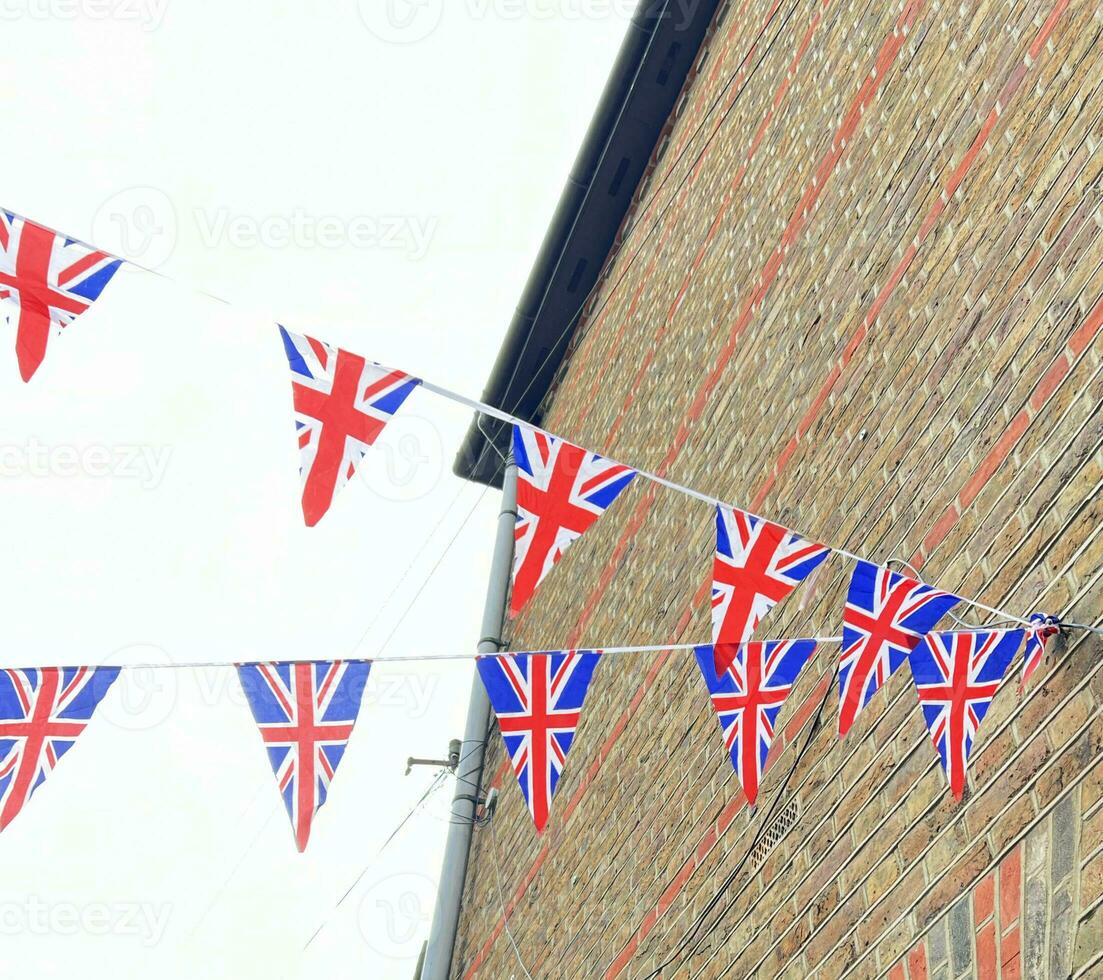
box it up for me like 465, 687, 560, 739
750, 799, 799, 872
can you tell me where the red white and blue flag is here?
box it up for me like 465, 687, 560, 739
1021, 614, 1060, 688
279, 326, 420, 526
0, 666, 120, 832
695, 640, 817, 805
909, 629, 1024, 799
237, 660, 370, 851
477, 650, 600, 831
711, 505, 829, 673
839, 561, 961, 737
511, 425, 635, 616
0, 212, 123, 381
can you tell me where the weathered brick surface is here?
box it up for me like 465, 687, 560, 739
452, 0, 1103, 976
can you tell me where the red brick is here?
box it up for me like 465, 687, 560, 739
974, 873, 996, 926
976, 922, 998, 980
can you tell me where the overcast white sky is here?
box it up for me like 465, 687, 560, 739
0, 3, 634, 977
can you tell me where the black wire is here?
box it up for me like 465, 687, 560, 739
495, 0, 801, 409
636, 659, 838, 979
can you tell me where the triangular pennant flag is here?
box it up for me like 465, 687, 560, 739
909, 629, 1024, 799
279, 326, 420, 527
477, 650, 600, 831
839, 561, 962, 737
0, 212, 123, 381
1021, 613, 1060, 688
711, 505, 830, 673
0, 666, 120, 832
237, 660, 370, 851
695, 640, 817, 805
510, 426, 636, 617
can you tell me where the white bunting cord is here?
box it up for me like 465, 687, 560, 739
26, 630, 1066, 674
2, 202, 1085, 637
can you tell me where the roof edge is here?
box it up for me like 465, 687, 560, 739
454, 0, 724, 486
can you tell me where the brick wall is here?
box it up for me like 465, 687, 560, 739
451, 0, 1103, 977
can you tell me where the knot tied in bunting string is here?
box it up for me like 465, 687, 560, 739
1021, 613, 1061, 689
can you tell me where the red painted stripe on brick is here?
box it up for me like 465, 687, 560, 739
907, 942, 928, 980
912, 292, 1103, 568
974, 872, 995, 925
976, 921, 998, 980
575, 0, 831, 429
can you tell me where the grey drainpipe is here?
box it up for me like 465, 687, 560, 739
422, 457, 518, 979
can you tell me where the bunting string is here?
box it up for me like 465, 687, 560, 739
0, 204, 1054, 635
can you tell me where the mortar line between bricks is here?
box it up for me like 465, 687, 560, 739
853, 715, 1103, 980
695, 387, 1103, 976
634, 326, 1103, 974
1074, 950, 1103, 980
566, 0, 800, 415
794, 93, 1103, 577
755, 635, 1101, 980
468, 339, 1101, 978
458, 0, 1085, 966
608, 365, 1103, 977
596, 0, 978, 449
556, 0, 931, 653
695, 610, 1101, 980
596, 0, 927, 461
748, 0, 1075, 515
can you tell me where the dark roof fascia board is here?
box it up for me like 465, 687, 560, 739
454, 0, 723, 486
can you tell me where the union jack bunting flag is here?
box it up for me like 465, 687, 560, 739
711, 505, 830, 673
476, 650, 600, 831
237, 660, 371, 851
910, 629, 1024, 799
279, 326, 420, 526
511, 425, 636, 616
839, 561, 961, 737
0, 666, 120, 832
0, 212, 123, 381
1021, 614, 1060, 689
695, 641, 817, 805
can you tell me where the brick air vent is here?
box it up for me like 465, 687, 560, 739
750, 799, 799, 872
